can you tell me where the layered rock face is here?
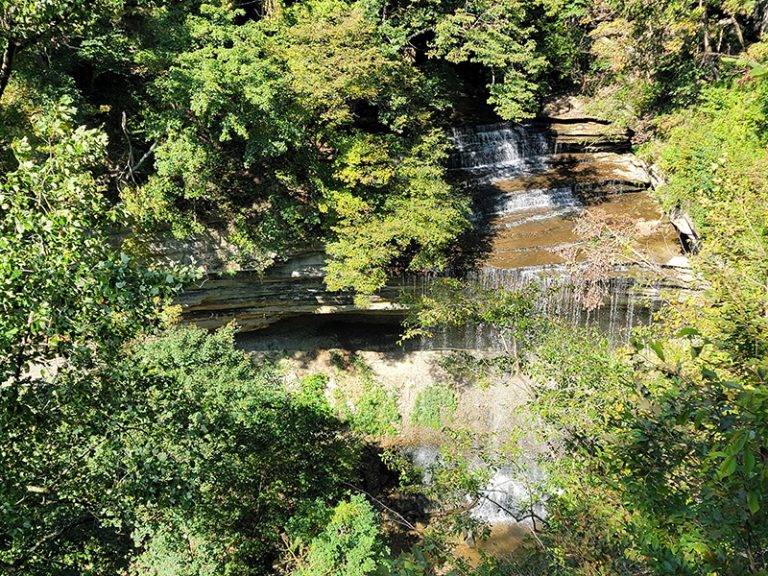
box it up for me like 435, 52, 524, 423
178, 252, 408, 331
450, 119, 681, 270
173, 116, 686, 336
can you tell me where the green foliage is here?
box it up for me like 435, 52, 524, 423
572, 1, 766, 123
410, 384, 458, 430
336, 357, 401, 436
292, 495, 389, 576
0, 105, 182, 573
325, 130, 470, 295
0, 112, 361, 575
430, 0, 546, 120
123, 326, 360, 575
2, 317, 360, 574
645, 73, 768, 360
0, 0, 125, 99
522, 323, 768, 574
0, 101, 181, 386
296, 372, 334, 413
404, 279, 540, 368
131, 0, 470, 292
528, 324, 629, 441
406, 270, 768, 574
0, 0, 122, 46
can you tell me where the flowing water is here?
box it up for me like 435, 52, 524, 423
398, 121, 683, 533
448, 122, 553, 173
234, 120, 685, 539
407, 120, 682, 350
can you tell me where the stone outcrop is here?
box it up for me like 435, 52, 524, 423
176, 252, 408, 331
541, 95, 632, 152
547, 120, 631, 153
165, 114, 685, 334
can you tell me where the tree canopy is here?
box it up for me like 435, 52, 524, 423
2, 0, 768, 574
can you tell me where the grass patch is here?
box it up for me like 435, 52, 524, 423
410, 384, 457, 430
334, 355, 401, 437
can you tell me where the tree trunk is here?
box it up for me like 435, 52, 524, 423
700, 0, 710, 55
0, 40, 17, 101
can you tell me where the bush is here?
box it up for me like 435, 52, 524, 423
410, 385, 458, 430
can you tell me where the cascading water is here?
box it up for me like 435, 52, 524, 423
489, 186, 579, 216
416, 266, 662, 352
231, 120, 680, 532
408, 446, 547, 527
448, 123, 553, 171
419, 120, 668, 351
448, 123, 556, 184
407, 121, 677, 527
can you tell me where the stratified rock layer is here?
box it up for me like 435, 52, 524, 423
165, 115, 685, 333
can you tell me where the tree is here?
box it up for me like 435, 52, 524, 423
0, 109, 361, 570
123, 326, 360, 575
291, 496, 389, 576
0, 100, 177, 394
0, 102, 181, 573
126, 0, 472, 293
0, 0, 123, 100
430, 0, 546, 120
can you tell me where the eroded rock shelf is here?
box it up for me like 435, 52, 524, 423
171, 115, 688, 337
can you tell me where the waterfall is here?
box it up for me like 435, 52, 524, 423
449, 123, 553, 171
413, 266, 663, 352
488, 186, 579, 217
469, 267, 660, 343
408, 446, 547, 526
437, 118, 665, 350
450, 123, 585, 229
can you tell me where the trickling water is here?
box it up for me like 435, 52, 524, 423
489, 187, 579, 216
438, 118, 665, 351
448, 123, 553, 171
415, 266, 662, 352
408, 446, 547, 526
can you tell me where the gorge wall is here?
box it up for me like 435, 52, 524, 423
167, 114, 689, 342
170, 112, 692, 533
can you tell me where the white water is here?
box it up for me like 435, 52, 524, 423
441, 120, 661, 346
489, 186, 579, 217
450, 122, 585, 225
471, 467, 546, 525
409, 446, 547, 526
449, 123, 553, 171
400, 123, 664, 528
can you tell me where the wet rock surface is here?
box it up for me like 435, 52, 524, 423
173, 115, 685, 334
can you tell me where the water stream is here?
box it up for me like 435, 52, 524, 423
234, 120, 682, 536
400, 121, 678, 530
409, 120, 677, 350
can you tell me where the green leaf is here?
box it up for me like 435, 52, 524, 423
744, 450, 756, 475
701, 367, 718, 381
722, 381, 744, 391
676, 326, 699, 338
691, 345, 703, 359
719, 455, 737, 478
648, 340, 665, 362
747, 491, 760, 514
